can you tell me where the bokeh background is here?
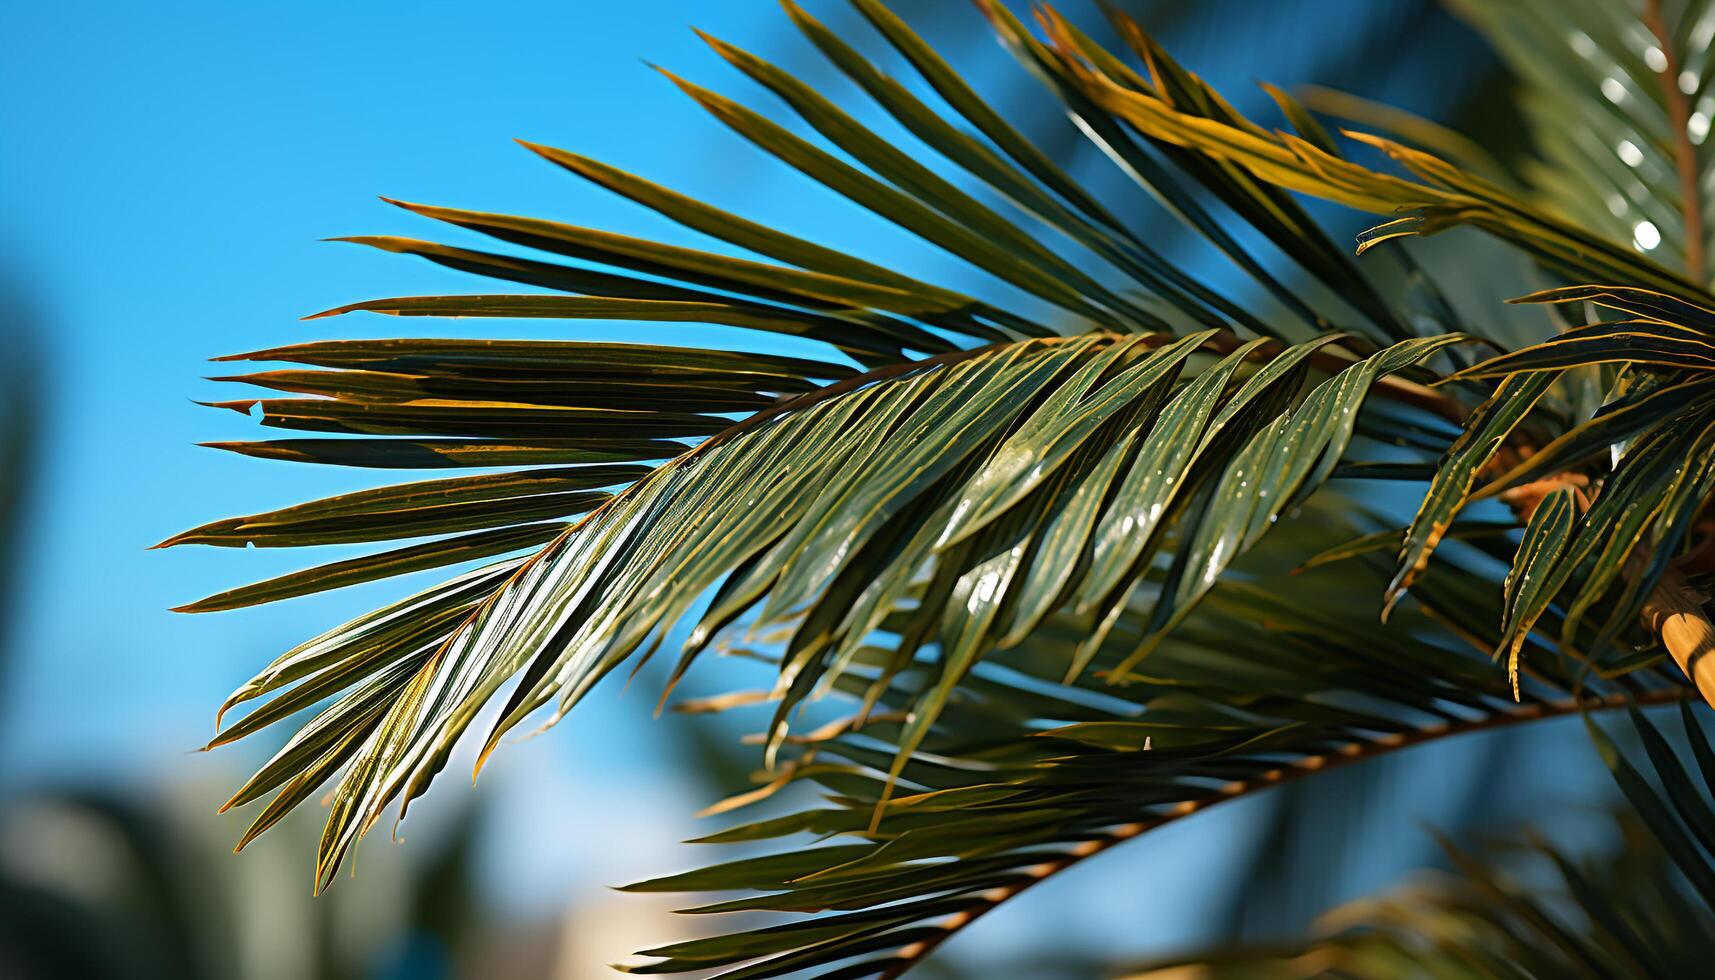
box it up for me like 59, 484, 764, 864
0, 2, 1631, 977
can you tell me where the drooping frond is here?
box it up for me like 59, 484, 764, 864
1123, 702, 1715, 979
1014, 2, 1713, 306
196, 327, 1471, 889
162, 3, 1715, 974
613, 514, 1698, 978
1391, 285, 1715, 702
163, 0, 1513, 891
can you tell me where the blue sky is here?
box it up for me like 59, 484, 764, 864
0, 0, 863, 921
0, 0, 1620, 968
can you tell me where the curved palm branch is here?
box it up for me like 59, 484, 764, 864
188, 325, 1465, 889
612, 511, 1697, 978
1016, 0, 1715, 704
1124, 702, 1715, 980
164, 1, 1715, 976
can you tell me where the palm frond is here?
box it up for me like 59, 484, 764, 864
1019, 2, 1714, 305
200, 327, 1467, 891
1123, 701, 1715, 980
159, 5, 1715, 975
161, 1, 1507, 890
1452, 0, 1715, 282
613, 518, 1696, 978
1389, 285, 1715, 702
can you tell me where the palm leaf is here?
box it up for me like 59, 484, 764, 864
1389, 286, 1715, 703
160, 1, 1505, 890
1123, 702, 1715, 979
202, 327, 1468, 891
1024, 3, 1714, 306
615, 517, 1696, 978
1451, 0, 1715, 283
159, 4, 1715, 976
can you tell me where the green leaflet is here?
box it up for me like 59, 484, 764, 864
210, 395, 726, 440
1387, 371, 1555, 614
307, 293, 925, 361
1109, 334, 1467, 677
214, 366, 782, 412
174, 523, 569, 613
1475, 378, 1715, 498
1512, 284, 1715, 333
162, 465, 639, 548
1497, 487, 1579, 698
216, 336, 852, 385
202, 437, 683, 469
1450, 319, 1715, 378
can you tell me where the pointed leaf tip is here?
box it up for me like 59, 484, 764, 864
513, 138, 562, 161
298, 301, 364, 320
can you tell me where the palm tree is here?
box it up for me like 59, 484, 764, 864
161, 0, 1715, 975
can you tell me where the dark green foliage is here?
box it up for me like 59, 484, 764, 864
162, 1, 1715, 976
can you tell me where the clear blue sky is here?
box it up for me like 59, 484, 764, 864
0, 0, 1617, 968
0, 0, 886, 922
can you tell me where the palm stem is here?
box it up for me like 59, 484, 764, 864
879, 686, 1697, 978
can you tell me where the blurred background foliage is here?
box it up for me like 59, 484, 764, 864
0, 1, 1664, 977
